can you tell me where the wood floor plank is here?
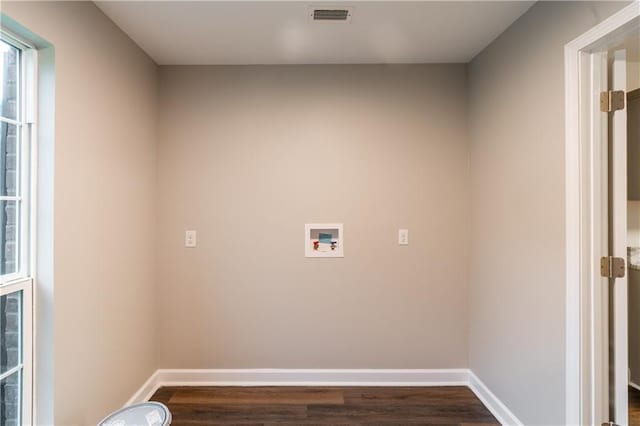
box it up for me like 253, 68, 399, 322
166, 403, 309, 424
170, 387, 345, 405
630, 386, 640, 425
306, 404, 497, 424
149, 386, 499, 425
151, 386, 175, 403
343, 387, 484, 406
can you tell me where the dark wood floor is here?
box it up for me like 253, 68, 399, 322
150, 386, 499, 425
631, 386, 640, 424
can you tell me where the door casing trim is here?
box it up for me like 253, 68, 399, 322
565, 2, 640, 425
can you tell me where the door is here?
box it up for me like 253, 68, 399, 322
609, 49, 629, 425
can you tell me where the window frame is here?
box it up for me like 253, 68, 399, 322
0, 31, 34, 285
0, 277, 32, 425
0, 29, 36, 426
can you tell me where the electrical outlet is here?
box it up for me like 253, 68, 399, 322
398, 229, 409, 245
185, 230, 197, 248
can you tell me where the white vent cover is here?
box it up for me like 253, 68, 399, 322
309, 7, 353, 23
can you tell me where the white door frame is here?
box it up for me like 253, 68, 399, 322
565, 2, 640, 425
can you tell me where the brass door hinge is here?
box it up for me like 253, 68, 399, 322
601, 90, 626, 112
601, 256, 626, 278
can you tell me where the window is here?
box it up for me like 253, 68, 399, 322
0, 32, 35, 426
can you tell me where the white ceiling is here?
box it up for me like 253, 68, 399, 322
95, 1, 535, 65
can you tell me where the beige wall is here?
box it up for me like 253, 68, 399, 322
2, 2, 159, 424
2, 1, 635, 423
626, 33, 639, 91
156, 65, 470, 369
629, 202, 640, 247
629, 60, 639, 91
468, 2, 629, 424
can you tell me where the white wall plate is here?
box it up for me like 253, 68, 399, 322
305, 223, 344, 258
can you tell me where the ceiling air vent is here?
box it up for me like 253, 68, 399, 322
311, 8, 352, 23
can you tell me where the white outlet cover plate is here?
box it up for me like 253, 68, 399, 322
399, 229, 409, 245
185, 230, 197, 248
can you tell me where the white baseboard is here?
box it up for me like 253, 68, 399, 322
127, 368, 521, 425
468, 371, 523, 426
125, 371, 163, 406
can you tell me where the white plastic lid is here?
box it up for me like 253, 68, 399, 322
97, 401, 172, 426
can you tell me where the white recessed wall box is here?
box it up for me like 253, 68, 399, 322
305, 224, 344, 258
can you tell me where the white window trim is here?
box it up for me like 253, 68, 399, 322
0, 277, 33, 424
0, 28, 37, 426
